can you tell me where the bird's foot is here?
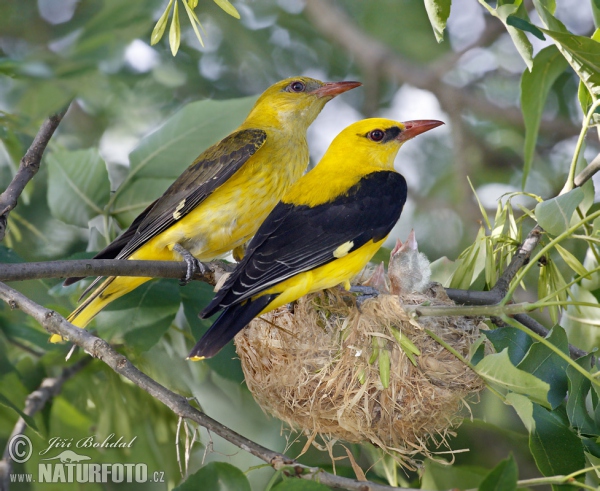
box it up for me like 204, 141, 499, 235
173, 244, 206, 285
349, 285, 380, 310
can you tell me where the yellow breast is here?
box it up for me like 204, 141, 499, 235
258, 238, 386, 314
130, 131, 309, 262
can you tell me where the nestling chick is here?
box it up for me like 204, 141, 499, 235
362, 262, 390, 293
388, 230, 431, 295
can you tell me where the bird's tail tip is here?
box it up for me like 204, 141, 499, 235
188, 294, 277, 360
49, 333, 65, 343
186, 354, 207, 362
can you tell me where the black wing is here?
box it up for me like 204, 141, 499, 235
202, 171, 407, 317
114, 128, 267, 260
64, 129, 267, 286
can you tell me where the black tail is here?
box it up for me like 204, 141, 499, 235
188, 294, 277, 360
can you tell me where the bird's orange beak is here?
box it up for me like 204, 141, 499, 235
312, 81, 362, 98
398, 120, 444, 142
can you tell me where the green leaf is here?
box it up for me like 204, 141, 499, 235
534, 188, 584, 235
554, 244, 588, 278
468, 176, 491, 229
429, 256, 457, 285
506, 15, 545, 40
111, 96, 257, 225
483, 327, 533, 365
150, 0, 174, 45
566, 353, 598, 435
529, 403, 586, 489
506, 392, 535, 432
272, 480, 332, 491
0, 245, 24, 264
593, 0, 600, 28
169, 0, 181, 56
520, 46, 568, 187
174, 462, 251, 491
541, 27, 600, 99
449, 226, 486, 289
517, 326, 569, 409
478, 454, 518, 491
508, 393, 586, 489
0, 392, 40, 433
213, 0, 240, 19
182, 0, 204, 47
47, 148, 110, 228
424, 0, 451, 43
421, 459, 489, 490
378, 346, 391, 388
496, 4, 533, 70
181, 281, 244, 383
532, 0, 567, 32
475, 349, 550, 407
94, 279, 181, 352
533, 4, 600, 100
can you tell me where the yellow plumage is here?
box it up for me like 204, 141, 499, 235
56, 77, 360, 340
192, 117, 444, 359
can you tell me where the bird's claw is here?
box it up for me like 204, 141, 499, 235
174, 244, 205, 286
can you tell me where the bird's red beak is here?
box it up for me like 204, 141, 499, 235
398, 120, 444, 142
312, 81, 362, 98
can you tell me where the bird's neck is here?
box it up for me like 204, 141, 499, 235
241, 103, 316, 135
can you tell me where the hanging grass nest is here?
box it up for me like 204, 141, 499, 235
234, 236, 486, 465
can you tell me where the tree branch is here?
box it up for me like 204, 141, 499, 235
0, 357, 91, 490
0, 282, 408, 491
0, 259, 234, 286
0, 108, 68, 242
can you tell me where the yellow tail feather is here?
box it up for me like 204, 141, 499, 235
51, 276, 151, 343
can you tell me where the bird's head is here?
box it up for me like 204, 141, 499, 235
328, 118, 444, 170
244, 77, 361, 131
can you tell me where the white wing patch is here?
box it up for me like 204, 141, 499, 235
172, 199, 186, 220
333, 241, 354, 258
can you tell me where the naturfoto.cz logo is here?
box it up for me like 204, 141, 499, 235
8, 434, 165, 484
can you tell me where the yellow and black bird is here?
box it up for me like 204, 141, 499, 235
56, 77, 360, 341
189, 117, 443, 360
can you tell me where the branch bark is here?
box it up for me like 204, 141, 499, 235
0, 108, 68, 242
0, 282, 409, 491
0, 258, 233, 286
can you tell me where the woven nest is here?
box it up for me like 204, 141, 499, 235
235, 281, 486, 466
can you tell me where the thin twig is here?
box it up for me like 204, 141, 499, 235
0, 259, 234, 286
574, 152, 600, 188
0, 282, 412, 491
0, 108, 68, 242
0, 357, 91, 490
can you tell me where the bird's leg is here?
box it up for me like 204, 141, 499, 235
173, 243, 206, 285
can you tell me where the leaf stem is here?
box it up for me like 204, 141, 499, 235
563, 99, 600, 193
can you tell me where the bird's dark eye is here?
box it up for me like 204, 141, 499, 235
369, 129, 385, 142
288, 81, 306, 92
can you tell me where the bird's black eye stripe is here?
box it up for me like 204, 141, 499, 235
286, 80, 306, 93
365, 127, 402, 143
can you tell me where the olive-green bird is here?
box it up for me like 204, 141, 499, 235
55, 77, 360, 341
